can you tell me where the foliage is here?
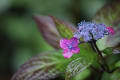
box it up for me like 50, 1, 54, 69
12, 51, 63, 80
12, 0, 120, 80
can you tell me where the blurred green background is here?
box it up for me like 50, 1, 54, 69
0, 0, 112, 80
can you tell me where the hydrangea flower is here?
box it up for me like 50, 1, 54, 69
60, 37, 80, 58
74, 21, 114, 42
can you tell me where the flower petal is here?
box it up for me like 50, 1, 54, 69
74, 21, 111, 42
70, 37, 79, 47
107, 27, 115, 35
63, 50, 73, 58
60, 38, 68, 49
73, 32, 81, 39
71, 47, 80, 54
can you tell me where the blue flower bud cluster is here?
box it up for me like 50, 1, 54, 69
74, 21, 109, 42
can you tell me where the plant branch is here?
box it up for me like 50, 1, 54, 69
90, 39, 111, 73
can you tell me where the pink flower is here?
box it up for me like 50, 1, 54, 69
107, 26, 115, 35
60, 37, 80, 58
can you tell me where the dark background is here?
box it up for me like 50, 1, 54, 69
0, 0, 112, 80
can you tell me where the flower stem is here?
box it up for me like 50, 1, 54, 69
90, 39, 111, 73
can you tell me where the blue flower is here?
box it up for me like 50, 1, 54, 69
74, 21, 109, 42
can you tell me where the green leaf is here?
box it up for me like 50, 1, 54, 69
79, 43, 98, 62
50, 15, 76, 39
115, 61, 120, 68
102, 69, 120, 80
105, 54, 120, 70
102, 47, 113, 55
93, 0, 120, 50
65, 58, 92, 80
102, 47, 120, 55
74, 69, 91, 80
11, 50, 65, 80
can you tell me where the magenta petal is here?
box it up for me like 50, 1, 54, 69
63, 50, 73, 58
107, 27, 115, 35
71, 47, 80, 54
70, 37, 79, 47
60, 38, 68, 49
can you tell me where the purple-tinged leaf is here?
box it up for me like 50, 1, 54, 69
33, 15, 77, 49
33, 15, 61, 49
11, 51, 62, 80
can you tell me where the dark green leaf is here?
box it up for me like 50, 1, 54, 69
115, 61, 120, 68
105, 54, 120, 70
102, 69, 120, 80
102, 47, 113, 55
74, 69, 91, 80
102, 47, 120, 55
